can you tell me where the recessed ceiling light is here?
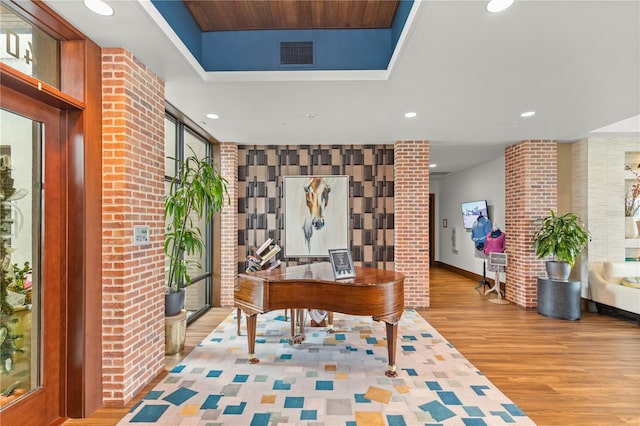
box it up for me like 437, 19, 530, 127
83, 0, 114, 16
486, 0, 515, 13
404, 112, 417, 118
520, 111, 535, 118
429, 164, 437, 168
206, 113, 219, 120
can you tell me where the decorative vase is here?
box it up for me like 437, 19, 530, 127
545, 261, 571, 281
625, 216, 639, 239
165, 289, 185, 316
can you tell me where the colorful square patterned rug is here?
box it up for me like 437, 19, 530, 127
118, 310, 535, 425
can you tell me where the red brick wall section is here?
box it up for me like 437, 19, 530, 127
394, 141, 430, 308
101, 48, 166, 405
220, 143, 238, 306
504, 140, 557, 308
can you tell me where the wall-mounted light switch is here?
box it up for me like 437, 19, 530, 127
134, 225, 150, 245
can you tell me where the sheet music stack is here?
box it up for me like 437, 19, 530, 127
245, 238, 281, 272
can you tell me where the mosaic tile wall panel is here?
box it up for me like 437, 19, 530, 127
238, 145, 395, 273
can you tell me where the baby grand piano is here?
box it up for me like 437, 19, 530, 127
235, 262, 405, 377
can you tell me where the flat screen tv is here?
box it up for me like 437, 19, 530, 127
461, 200, 489, 230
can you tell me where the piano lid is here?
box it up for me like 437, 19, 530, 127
241, 262, 404, 286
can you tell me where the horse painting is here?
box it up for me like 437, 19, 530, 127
302, 177, 331, 252
284, 175, 348, 257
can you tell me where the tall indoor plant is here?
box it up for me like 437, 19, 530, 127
532, 209, 590, 280
165, 147, 229, 316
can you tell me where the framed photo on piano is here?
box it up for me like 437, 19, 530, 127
328, 248, 356, 279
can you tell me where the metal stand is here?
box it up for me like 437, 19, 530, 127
475, 260, 491, 291
486, 252, 509, 304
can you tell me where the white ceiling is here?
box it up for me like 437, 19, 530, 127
43, 0, 640, 174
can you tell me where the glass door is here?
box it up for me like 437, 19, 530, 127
0, 85, 64, 425
0, 108, 40, 407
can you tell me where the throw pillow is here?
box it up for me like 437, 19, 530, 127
620, 277, 640, 289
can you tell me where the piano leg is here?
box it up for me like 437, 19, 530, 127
245, 313, 259, 364
290, 308, 296, 337
288, 309, 306, 345
297, 309, 305, 335
384, 321, 398, 377
327, 311, 335, 334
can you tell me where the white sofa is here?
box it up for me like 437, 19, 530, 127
589, 262, 640, 320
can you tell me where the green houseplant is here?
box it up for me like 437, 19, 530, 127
532, 209, 590, 281
165, 147, 229, 316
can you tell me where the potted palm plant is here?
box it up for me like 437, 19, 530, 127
532, 209, 590, 281
165, 147, 229, 316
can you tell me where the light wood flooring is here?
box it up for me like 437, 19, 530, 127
64, 266, 640, 425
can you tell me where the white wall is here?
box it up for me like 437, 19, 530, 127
433, 155, 505, 278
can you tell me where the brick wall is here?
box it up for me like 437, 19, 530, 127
220, 143, 238, 307
505, 140, 557, 308
394, 141, 430, 309
101, 48, 166, 405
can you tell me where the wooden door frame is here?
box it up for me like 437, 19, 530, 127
0, 82, 65, 426
1, 0, 103, 420
429, 193, 435, 267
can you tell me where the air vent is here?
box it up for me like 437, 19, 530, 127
430, 171, 452, 177
280, 41, 314, 65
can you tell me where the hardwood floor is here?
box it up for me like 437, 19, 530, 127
64, 266, 640, 425
421, 267, 640, 425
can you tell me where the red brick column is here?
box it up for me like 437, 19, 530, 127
219, 143, 238, 306
505, 140, 557, 308
394, 141, 430, 308
101, 48, 165, 405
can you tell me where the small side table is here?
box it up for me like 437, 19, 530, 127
536, 277, 581, 320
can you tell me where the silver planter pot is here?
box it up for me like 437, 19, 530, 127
165, 289, 185, 316
545, 261, 571, 281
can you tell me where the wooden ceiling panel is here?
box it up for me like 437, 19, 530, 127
183, 0, 400, 32
243, 1, 274, 28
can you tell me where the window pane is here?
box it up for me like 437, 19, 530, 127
184, 130, 209, 316
164, 115, 213, 319
183, 130, 207, 279
164, 117, 176, 178
0, 4, 60, 88
184, 279, 206, 312
164, 180, 171, 287
184, 129, 206, 161
0, 108, 41, 405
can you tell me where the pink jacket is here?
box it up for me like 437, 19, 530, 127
484, 231, 505, 255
